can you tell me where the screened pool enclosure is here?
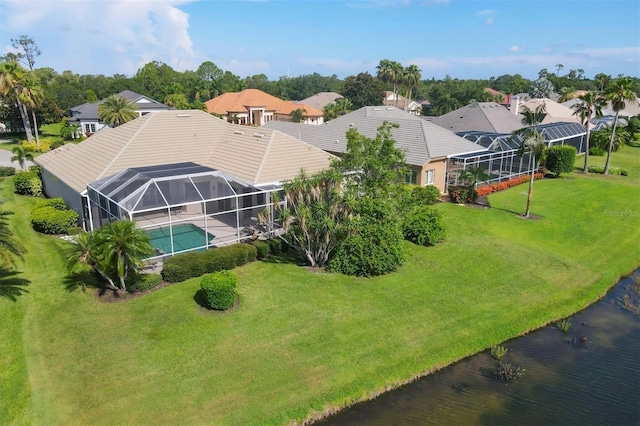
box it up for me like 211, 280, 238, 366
86, 163, 284, 259
447, 122, 587, 187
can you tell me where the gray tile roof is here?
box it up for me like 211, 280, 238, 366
264, 106, 484, 166
36, 110, 335, 193
296, 92, 343, 110
432, 102, 524, 134
69, 90, 172, 122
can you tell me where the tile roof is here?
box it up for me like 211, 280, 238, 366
432, 102, 524, 134
383, 91, 421, 111
264, 106, 484, 165
205, 88, 323, 117
518, 98, 581, 124
36, 110, 335, 193
69, 90, 172, 121
297, 92, 343, 110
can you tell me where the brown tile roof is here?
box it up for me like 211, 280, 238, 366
205, 88, 323, 117
36, 110, 335, 192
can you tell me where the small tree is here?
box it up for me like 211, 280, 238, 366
98, 94, 138, 127
571, 92, 605, 173
604, 77, 638, 174
516, 103, 547, 218
289, 108, 307, 123
10, 146, 33, 170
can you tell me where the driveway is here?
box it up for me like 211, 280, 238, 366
0, 147, 35, 170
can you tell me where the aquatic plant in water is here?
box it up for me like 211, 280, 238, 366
490, 344, 508, 360
556, 318, 571, 333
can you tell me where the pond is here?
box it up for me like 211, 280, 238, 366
319, 270, 640, 425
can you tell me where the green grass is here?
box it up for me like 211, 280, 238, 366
40, 123, 63, 137
1, 148, 639, 425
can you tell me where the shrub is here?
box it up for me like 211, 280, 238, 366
251, 240, 270, 259
22, 138, 51, 153
50, 140, 65, 150
67, 226, 83, 235
447, 185, 475, 204
266, 238, 283, 255
202, 250, 236, 272
589, 146, 605, 156
411, 185, 440, 205
475, 173, 544, 197
31, 206, 79, 234
403, 207, 446, 246
161, 261, 192, 283
34, 197, 67, 211
13, 170, 40, 196
545, 145, 576, 177
587, 166, 629, 176
329, 209, 404, 277
128, 273, 163, 293
200, 270, 238, 310
0, 166, 15, 177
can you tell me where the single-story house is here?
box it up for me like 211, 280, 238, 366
514, 98, 582, 125
432, 102, 524, 134
264, 106, 485, 194
36, 110, 335, 257
69, 90, 173, 137
205, 89, 324, 126
484, 88, 512, 107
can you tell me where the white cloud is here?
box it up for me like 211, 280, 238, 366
486, 17, 494, 25
476, 9, 496, 16
509, 45, 526, 52
0, 0, 197, 75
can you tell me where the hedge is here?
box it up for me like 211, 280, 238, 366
0, 166, 15, 177
545, 145, 576, 177
31, 206, 79, 234
251, 240, 270, 259
200, 270, 238, 310
403, 207, 446, 246
161, 243, 258, 283
476, 173, 544, 197
587, 166, 630, 176
411, 185, 440, 205
128, 273, 163, 293
13, 168, 42, 196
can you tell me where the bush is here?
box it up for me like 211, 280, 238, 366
31, 206, 79, 234
251, 240, 270, 259
545, 145, 576, 177
411, 185, 440, 205
589, 146, 605, 156
447, 185, 475, 204
328, 201, 404, 277
162, 243, 259, 283
50, 140, 65, 150
200, 270, 238, 310
34, 197, 67, 211
587, 166, 629, 176
22, 138, 51, 153
67, 226, 83, 235
266, 238, 283, 255
128, 273, 163, 293
0, 166, 15, 177
475, 173, 544, 197
403, 207, 446, 246
13, 170, 41, 196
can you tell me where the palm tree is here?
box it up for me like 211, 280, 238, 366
97, 94, 138, 127
334, 97, 353, 116
323, 103, 337, 122
459, 165, 491, 188
435, 94, 459, 115
376, 59, 404, 106
10, 146, 33, 170
66, 231, 117, 290
0, 210, 25, 268
376, 59, 393, 105
0, 61, 34, 142
517, 103, 547, 218
17, 72, 44, 147
571, 92, 605, 173
403, 65, 422, 109
603, 77, 638, 174
95, 221, 153, 291
289, 108, 307, 123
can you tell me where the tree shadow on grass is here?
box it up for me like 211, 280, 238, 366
62, 269, 104, 293
260, 251, 304, 266
0, 267, 30, 301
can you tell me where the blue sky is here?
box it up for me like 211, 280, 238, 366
0, 0, 638, 81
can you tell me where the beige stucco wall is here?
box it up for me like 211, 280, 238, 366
417, 158, 448, 193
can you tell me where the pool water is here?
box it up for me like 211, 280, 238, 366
145, 223, 214, 255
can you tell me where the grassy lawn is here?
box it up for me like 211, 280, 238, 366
1, 148, 638, 425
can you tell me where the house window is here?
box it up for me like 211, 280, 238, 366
404, 170, 417, 185
425, 169, 435, 185
85, 124, 96, 134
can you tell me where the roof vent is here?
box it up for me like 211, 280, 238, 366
373, 108, 381, 111
253, 133, 264, 138
234, 130, 244, 135
176, 114, 191, 117
386, 107, 394, 110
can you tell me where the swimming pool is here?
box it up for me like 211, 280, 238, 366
145, 223, 214, 255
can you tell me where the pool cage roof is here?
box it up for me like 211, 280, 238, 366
87, 162, 270, 215
456, 122, 587, 154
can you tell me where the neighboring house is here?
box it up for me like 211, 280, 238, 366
69, 90, 173, 137
383, 91, 422, 115
264, 106, 485, 194
205, 89, 324, 126
484, 88, 512, 107
515, 98, 582, 125
297, 92, 343, 110
432, 102, 524, 134
563, 96, 639, 118
36, 110, 335, 256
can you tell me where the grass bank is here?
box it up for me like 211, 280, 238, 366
0, 148, 638, 425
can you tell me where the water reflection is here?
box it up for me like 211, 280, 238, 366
319, 272, 640, 426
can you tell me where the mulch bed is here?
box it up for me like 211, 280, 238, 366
93, 280, 173, 303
